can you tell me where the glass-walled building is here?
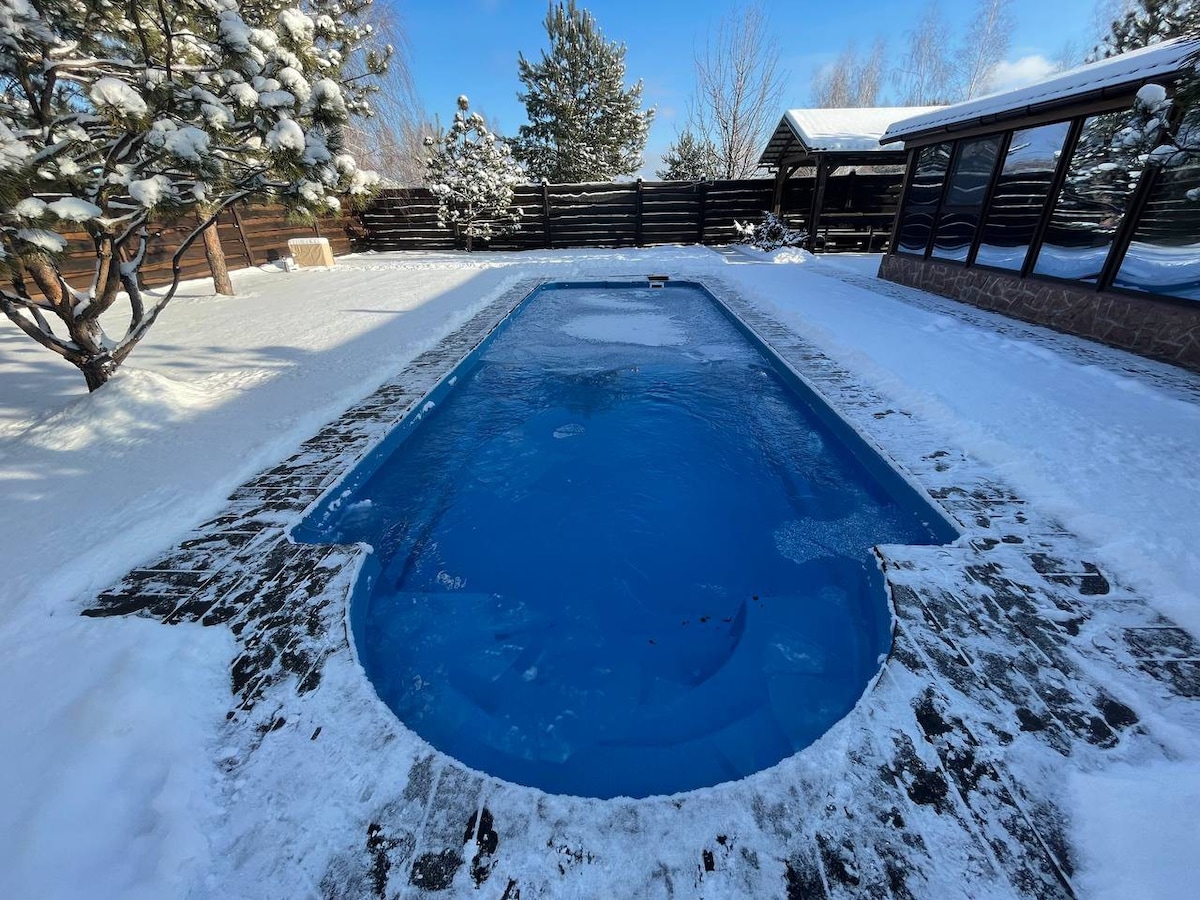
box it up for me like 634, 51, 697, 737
879, 38, 1200, 372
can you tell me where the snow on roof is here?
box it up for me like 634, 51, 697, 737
882, 38, 1200, 144
784, 107, 943, 152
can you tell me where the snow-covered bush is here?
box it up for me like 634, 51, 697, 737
423, 96, 523, 251
734, 212, 808, 251
0, 0, 387, 390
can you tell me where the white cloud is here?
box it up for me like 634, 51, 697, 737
987, 54, 1059, 95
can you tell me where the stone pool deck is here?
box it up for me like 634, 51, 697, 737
84, 271, 1200, 899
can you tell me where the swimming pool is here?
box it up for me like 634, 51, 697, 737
297, 281, 955, 798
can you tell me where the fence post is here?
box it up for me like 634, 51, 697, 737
230, 204, 256, 265
634, 178, 644, 247
541, 180, 552, 249
697, 182, 708, 245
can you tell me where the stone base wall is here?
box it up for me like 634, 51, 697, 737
878, 253, 1200, 372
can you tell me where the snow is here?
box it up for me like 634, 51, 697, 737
265, 118, 305, 152
782, 107, 943, 153
278, 8, 314, 44
227, 82, 258, 107
560, 312, 687, 346
15, 227, 67, 251
0, 120, 32, 170
0, 618, 233, 900
1069, 760, 1200, 900
1136, 82, 1168, 107
47, 197, 102, 222
89, 77, 148, 118
1, 247, 1198, 897
12, 197, 48, 219
883, 37, 1200, 143
311, 78, 346, 117
128, 174, 174, 208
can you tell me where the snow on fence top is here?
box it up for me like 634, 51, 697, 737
784, 107, 943, 153
882, 38, 1200, 144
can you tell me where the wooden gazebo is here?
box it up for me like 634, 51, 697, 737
758, 107, 940, 249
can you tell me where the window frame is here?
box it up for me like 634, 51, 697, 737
889, 90, 1200, 309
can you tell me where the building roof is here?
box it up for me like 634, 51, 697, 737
882, 38, 1200, 145
758, 107, 942, 170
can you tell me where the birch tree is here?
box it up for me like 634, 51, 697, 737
0, 0, 383, 391
896, 1, 955, 104
956, 0, 1015, 100
690, 2, 785, 179
812, 40, 887, 107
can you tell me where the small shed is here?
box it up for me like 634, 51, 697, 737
878, 37, 1200, 371
758, 107, 941, 249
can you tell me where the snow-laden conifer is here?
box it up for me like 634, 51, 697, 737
513, 1, 653, 183
423, 96, 523, 252
1093, 1, 1200, 59
656, 131, 720, 181
0, 0, 387, 390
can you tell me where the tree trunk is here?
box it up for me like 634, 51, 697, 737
196, 204, 234, 295
81, 356, 118, 392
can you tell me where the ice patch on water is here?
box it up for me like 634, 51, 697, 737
775, 514, 875, 565
579, 295, 659, 312
561, 313, 687, 346
553, 423, 586, 439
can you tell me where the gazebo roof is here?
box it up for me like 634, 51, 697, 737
881, 38, 1200, 145
758, 106, 942, 170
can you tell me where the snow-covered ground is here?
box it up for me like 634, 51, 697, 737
1, 247, 1197, 898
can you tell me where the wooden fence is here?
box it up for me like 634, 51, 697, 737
359, 173, 902, 253
48, 201, 362, 291
34, 173, 899, 294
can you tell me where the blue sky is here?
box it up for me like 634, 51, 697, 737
391, 0, 1107, 173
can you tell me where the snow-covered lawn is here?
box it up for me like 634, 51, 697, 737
1, 247, 1197, 898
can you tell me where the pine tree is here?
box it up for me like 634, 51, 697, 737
1094, 0, 1200, 58
0, 1, 385, 391
656, 131, 720, 181
513, 1, 654, 183
424, 96, 524, 251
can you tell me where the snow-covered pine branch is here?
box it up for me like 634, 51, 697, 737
0, 0, 386, 391
423, 95, 523, 252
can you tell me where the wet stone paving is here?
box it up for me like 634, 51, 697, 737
84, 272, 1200, 899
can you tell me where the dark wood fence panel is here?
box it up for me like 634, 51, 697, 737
42, 202, 361, 293
24, 173, 901, 299
362, 173, 902, 253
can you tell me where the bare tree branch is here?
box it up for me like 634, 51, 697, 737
956, 0, 1015, 100
690, 2, 786, 179
895, 1, 955, 105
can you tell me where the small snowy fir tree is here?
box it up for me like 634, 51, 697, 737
733, 212, 807, 251
656, 131, 720, 181
423, 96, 523, 251
1093, 0, 1200, 59
514, 1, 654, 183
0, 0, 385, 391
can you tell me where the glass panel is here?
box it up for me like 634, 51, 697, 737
1113, 105, 1200, 300
1033, 109, 1150, 282
931, 136, 1002, 261
975, 121, 1071, 270
897, 143, 952, 254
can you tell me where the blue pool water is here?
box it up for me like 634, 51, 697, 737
299, 282, 954, 798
